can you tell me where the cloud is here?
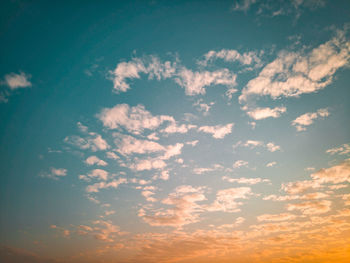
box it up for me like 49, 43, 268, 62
85, 178, 127, 193
193, 99, 215, 115
286, 200, 331, 215
291, 108, 329, 131
2, 72, 32, 90
64, 133, 109, 152
233, 160, 249, 168
85, 156, 108, 166
139, 185, 206, 227
114, 133, 165, 156
239, 28, 350, 104
222, 176, 270, 185
266, 142, 281, 152
198, 123, 234, 139
110, 56, 177, 92
175, 68, 237, 96
193, 164, 224, 175
281, 179, 321, 194
232, 0, 326, 18
98, 104, 174, 134
39, 168, 67, 180
266, 161, 276, 167
110, 55, 237, 96
257, 213, 297, 222
326, 143, 350, 155
232, 0, 257, 12
199, 49, 262, 67
246, 106, 286, 120
310, 159, 350, 184
239, 140, 281, 152
206, 187, 253, 212
86, 169, 109, 181
129, 158, 167, 171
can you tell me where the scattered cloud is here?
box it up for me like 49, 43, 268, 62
198, 123, 234, 139
291, 108, 330, 131
39, 168, 67, 180
85, 156, 108, 166
246, 106, 286, 120
326, 143, 350, 155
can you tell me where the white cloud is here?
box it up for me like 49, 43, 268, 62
175, 67, 237, 96
222, 176, 270, 185
326, 143, 350, 156
98, 104, 174, 134
85, 156, 108, 166
239, 29, 350, 104
246, 106, 286, 120
129, 158, 167, 171
198, 123, 234, 139
266, 142, 281, 152
40, 167, 67, 180
64, 133, 109, 152
114, 133, 165, 156
232, 0, 326, 18
233, 160, 249, 168
291, 108, 329, 131
86, 178, 127, 193
310, 159, 350, 184
206, 187, 253, 213
2, 72, 32, 90
193, 99, 215, 115
266, 161, 277, 167
139, 185, 206, 227
286, 200, 331, 215
110, 56, 176, 92
87, 169, 109, 181
199, 49, 261, 67
257, 213, 297, 222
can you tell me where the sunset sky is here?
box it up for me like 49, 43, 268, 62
1, 0, 350, 262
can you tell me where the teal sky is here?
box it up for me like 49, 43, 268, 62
1, 1, 350, 262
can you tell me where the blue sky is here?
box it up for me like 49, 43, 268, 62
1, 1, 350, 262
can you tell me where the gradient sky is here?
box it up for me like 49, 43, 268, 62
1, 1, 350, 262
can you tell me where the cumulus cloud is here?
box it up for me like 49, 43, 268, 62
175, 68, 237, 96
193, 99, 215, 115
1, 72, 32, 102
199, 49, 262, 67
232, 0, 326, 18
85, 178, 127, 193
326, 143, 350, 155
85, 156, 108, 166
206, 187, 253, 213
286, 200, 331, 215
233, 160, 249, 168
139, 185, 206, 227
246, 106, 286, 120
109, 55, 238, 96
239, 28, 350, 104
222, 176, 270, 185
39, 167, 67, 180
64, 133, 109, 152
310, 159, 350, 184
198, 123, 234, 139
2, 72, 32, 90
238, 140, 281, 152
86, 169, 109, 181
98, 104, 174, 134
266, 161, 277, 167
257, 213, 297, 222
291, 108, 330, 131
110, 56, 176, 92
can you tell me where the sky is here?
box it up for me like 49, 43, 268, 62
0, 0, 350, 262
